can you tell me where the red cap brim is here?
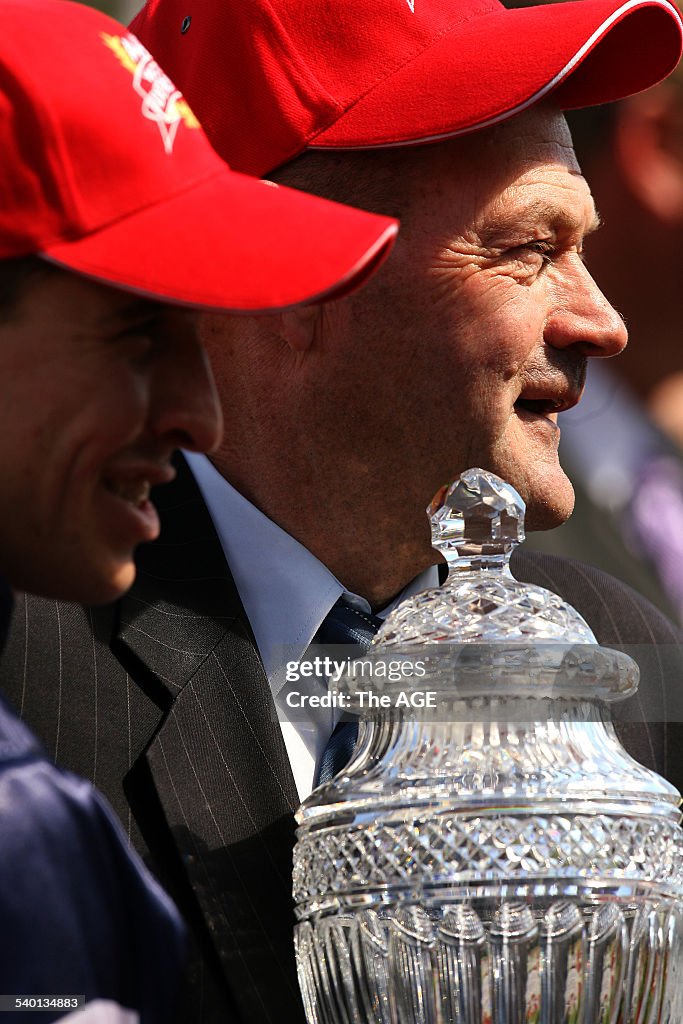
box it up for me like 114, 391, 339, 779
41, 168, 398, 311
311, 0, 683, 150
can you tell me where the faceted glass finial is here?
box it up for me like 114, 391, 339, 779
428, 467, 526, 569
373, 466, 596, 643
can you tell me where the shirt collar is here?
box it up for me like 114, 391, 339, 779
184, 452, 439, 695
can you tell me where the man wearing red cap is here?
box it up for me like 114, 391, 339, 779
0, 1, 396, 1020
4, 0, 683, 1021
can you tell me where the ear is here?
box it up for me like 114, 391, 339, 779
616, 86, 683, 223
268, 306, 319, 352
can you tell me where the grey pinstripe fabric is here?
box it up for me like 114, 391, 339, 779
511, 547, 683, 777
2, 454, 682, 1024
524, 469, 682, 626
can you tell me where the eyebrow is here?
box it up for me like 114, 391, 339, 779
485, 199, 602, 240
587, 209, 602, 235
98, 296, 163, 329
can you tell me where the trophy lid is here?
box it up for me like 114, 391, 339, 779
378, 468, 597, 646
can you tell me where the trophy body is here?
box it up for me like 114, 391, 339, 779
293, 471, 683, 1023
295, 696, 683, 1023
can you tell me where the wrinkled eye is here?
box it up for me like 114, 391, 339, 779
525, 240, 555, 266
504, 239, 555, 283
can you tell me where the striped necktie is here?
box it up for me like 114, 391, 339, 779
314, 598, 382, 785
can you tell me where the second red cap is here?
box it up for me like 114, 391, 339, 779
132, 0, 683, 176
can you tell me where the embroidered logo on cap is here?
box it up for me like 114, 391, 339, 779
101, 32, 199, 154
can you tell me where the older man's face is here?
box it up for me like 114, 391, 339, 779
325, 106, 627, 530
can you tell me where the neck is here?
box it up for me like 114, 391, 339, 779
209, 446, 439, 610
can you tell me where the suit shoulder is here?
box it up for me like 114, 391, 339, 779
511, 549, 683, 645
0, 722, 184, 939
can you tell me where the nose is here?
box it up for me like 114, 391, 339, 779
544, 256, 628, 358
150, 313, 223, 453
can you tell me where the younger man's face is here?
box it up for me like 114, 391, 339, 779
0, 266, 222, 604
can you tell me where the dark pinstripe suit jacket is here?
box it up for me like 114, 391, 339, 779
2, 454, 683, 1024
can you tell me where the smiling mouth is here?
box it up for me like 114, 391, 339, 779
104, 479, 152, 506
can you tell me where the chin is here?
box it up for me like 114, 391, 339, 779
523, 477, 575, 531
36, 559, 135, 606
6, 542, 137, 605
484, 453, 575, 532
87, 559, 137, 606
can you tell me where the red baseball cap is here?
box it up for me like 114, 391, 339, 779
131, 0, 683, 177
0, 0, 398, 311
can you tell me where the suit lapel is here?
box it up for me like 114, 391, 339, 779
116, 455, 303, 1022
116, 453, 239, 700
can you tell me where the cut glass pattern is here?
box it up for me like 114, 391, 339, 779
293, 469, 683, 1023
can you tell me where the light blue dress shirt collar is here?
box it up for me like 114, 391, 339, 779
184, 451, 439, 692
184, 452, 439, 797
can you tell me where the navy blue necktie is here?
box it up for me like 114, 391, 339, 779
314, 598, 382, 785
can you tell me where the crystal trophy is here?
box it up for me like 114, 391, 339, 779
293, 468, 683, 1023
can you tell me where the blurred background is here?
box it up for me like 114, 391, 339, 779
80, 0, 140, 20
502, 0, 683, 627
